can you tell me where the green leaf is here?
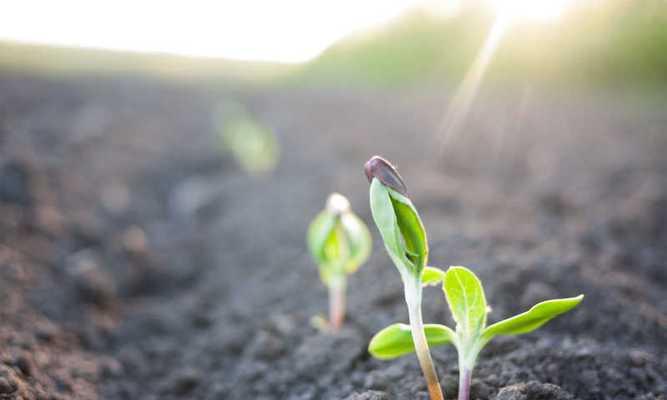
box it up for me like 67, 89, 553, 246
422, 266, 446, 287
307, 211, 337, 266
369, 178, 428, 276
307, 199, 372, 284
482, 295, 584, 341
220, 112, 279, 175
340, 213, 372, 274
443, 266, 488, 335
368, 323, 456, 360
369, 179, 407, 270
390, 190, 428, 272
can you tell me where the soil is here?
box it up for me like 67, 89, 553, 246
0, 73, 665, 400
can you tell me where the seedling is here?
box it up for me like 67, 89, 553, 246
215, 101, 279, 175
307, 193, 371, 331
364, 156, 445, 400
369, 265, 583, 400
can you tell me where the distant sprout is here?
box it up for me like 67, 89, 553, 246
307, 193, 371, 331
215, 102, 279, 175
369, 265, 583, 400
364, 156, 445, 400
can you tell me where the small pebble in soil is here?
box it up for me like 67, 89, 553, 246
628, 349, 651, 367
343, 390, 389, 400
495, 381, 574, 400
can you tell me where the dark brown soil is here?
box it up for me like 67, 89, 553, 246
0, 74, 665, 400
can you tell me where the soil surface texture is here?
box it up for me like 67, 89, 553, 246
0, 74, 665, 399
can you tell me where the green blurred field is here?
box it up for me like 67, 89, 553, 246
1, 0, 666, 90
300, 1, 667, 89
0, 41, 294, 83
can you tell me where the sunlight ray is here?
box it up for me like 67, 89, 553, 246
437, 15, 509, 150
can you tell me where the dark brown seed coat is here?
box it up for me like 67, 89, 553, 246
364, 156, 408, 195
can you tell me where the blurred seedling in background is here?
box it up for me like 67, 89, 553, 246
369, 266, 583, 400
214, 101, 279, 176
364, 156, 445, 400
307, 193, 371, 331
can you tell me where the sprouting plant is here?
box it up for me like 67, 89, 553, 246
364, 156, 445, 400
214, 101, 279, 175
307, 193, 371, 331
369, 265, 583, 400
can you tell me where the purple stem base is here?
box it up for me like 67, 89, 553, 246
458, 368, 471, 400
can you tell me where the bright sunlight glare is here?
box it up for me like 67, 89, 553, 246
437, 0, 574, 151
0, 0, 436, 64
487, 0, 574, 22
437, 16, 509, 147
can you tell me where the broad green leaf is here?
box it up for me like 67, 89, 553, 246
340, 213, 372, 274
369, 178, 428, 276
444, 266, 488, 335
482, 295, 583, 341
422, 266, 446, 287
368, 323, 455, 360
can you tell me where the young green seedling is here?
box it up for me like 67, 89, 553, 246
215, 101, 279, 176
307, 193, 371, 331
365, 156, 445, 400
369, 266, 583, 400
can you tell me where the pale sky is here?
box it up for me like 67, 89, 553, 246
0, 1, 450, 63
0, 1, 572, 63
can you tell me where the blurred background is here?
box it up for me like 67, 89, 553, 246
2, 0, 666, 88
1, 1, 666, 399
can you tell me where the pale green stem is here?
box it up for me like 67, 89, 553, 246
328, 278, 346, 330
457, 340, 480, 400
405, 276, 445, 400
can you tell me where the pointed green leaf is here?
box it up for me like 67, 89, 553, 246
369, 179, 401, 255
422, 266, 446, 287
482, 295, 584, 341
389, 190, 428, 272
443, 266, 488, 335
369, 178, 428, 276
368, 323, 456, 360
